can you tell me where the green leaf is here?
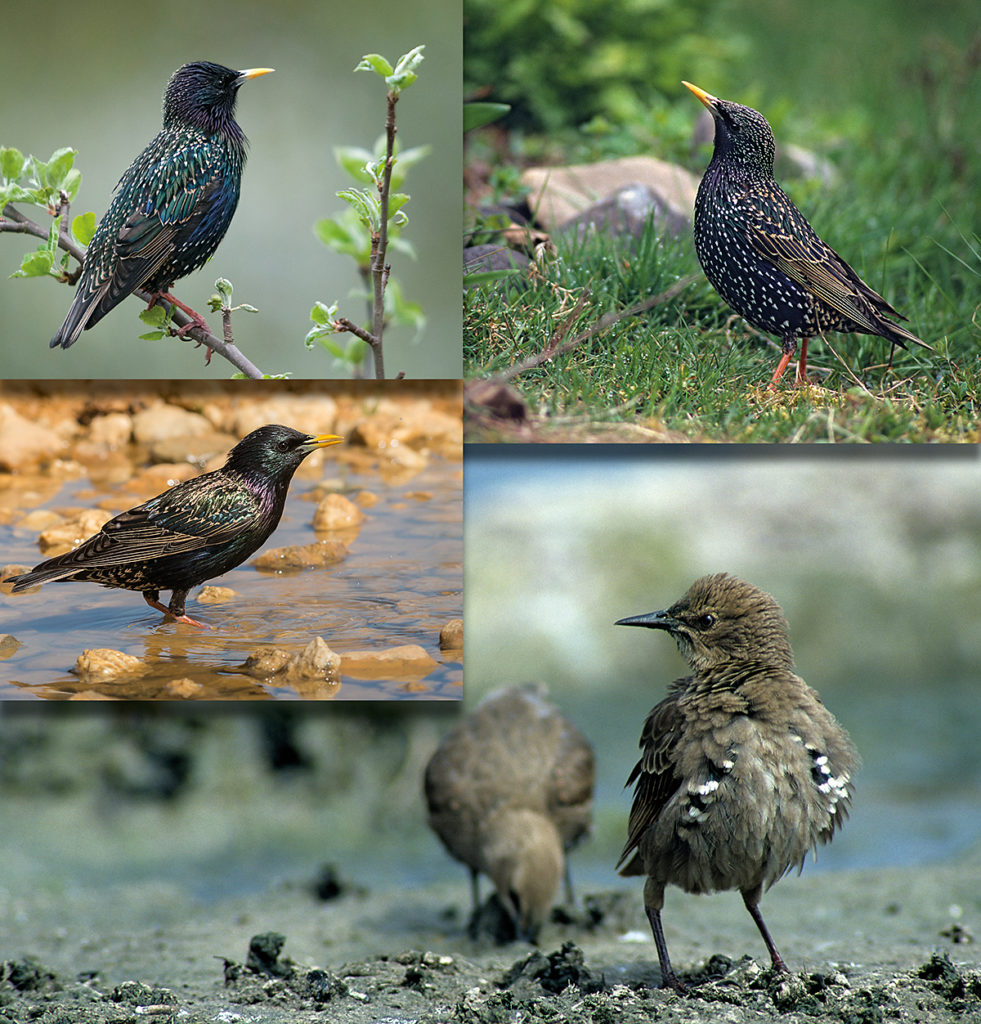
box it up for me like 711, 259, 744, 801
42, 147, 76, 188
139, 305, 169, 327
214, 277, 233, 304
464, 102, 511, 132
309, 300, 338, 326
237, 303, 259, 314
337, 188, 379, 230
333, 145, 374, 183
10, 248, 53, 278
0, 146, 26, 181
355, 54, 394, 77
387, 192, 410, 217
61, 168, 82, 201
387, 45, 425, 92
71, 211, 96, 246
0, 182, 33, 206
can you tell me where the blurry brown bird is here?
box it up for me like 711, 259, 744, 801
616, 573, 859, 992
424, 683, 595, 942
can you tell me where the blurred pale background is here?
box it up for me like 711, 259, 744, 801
465, 449, 981, 882
0, 0, 461, 379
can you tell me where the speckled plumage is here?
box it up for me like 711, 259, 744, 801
424, 683, 595, 942
684, 82, 931, 385
5, 425, 341, 627
51, 61, 272, 350
616, 573, 859, 992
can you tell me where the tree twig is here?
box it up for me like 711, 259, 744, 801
1, 203, 265, 378
493, 273, 700, 383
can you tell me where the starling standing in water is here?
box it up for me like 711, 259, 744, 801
683, 81, 931, 386
615, 573, 859, 992
51, 61, 272, 350
425, 683, 595, 943
5, 425, 341, 627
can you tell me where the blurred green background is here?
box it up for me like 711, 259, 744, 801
1, 0, 462, 379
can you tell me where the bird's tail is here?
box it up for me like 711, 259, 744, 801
50, 291, 97, 349
881, 317, 933, 352
4, 564, 77, 591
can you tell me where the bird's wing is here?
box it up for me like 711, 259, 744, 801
617, 690, 685, 873
737, 186, 929, 349
51, 475, 258, 571
104, 141, 226, 303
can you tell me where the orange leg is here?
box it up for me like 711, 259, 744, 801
142, 589, 212, 629
796, 337, 810, 384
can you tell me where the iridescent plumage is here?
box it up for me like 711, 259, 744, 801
5, 425, 341, 627
51, 61, 272, 350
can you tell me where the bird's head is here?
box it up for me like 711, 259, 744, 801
683, 82, 775, 177
163, 61, 273, 133
616, 572, 794, 675
224, 424, 342, 482
482, 809, 564, 944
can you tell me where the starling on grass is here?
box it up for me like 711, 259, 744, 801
5, 425, 341, 628
683, 81, 931, 386
51, 61, 273, 350
616, 573, 859, 993
424, 683, 595, 943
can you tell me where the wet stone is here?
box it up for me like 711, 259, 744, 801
252, 539, 348, 572
72, 648, 147, 681
312, 492, 365, 530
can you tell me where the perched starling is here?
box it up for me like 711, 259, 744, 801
424, 683, 595, 942
683, 81, 931, 386
51, 61, 273, 350
616, 573, 859, 992
5, 425, 341, 627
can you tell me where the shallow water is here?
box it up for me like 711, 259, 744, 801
0, 456, 462, 699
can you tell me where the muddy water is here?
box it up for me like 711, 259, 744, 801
0, 456, 462, 699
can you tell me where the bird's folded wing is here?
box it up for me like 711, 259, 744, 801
617, 696, 684, 872
68, 482, 258, 568
741, 213, 891, 336
105, 141, 224, 304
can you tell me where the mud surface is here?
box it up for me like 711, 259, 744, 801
1, 706, 979, 1024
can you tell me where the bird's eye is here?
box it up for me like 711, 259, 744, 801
278, 439, 291, 451
696, 613, 716, 629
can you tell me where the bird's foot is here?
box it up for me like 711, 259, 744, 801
143, 591, 212, 629
660, 971, 689, 995
168, 611, 213, 629
149, 292, 211, 342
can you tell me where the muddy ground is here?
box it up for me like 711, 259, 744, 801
3, 797, 979, 1021
1, 703, 979, 1024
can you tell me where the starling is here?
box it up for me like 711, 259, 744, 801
4, 425, 341, 628
683, 81, 931, 386
615, 573, 859, 992
51, 61, 273, 350
424, 683, 595, 942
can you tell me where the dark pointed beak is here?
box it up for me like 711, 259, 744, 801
615, 610, 677, 630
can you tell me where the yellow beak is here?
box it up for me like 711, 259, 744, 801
682, 81, 717, 110
305, 433, 344, 450
238, 67, 275, 81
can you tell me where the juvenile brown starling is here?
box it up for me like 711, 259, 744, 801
616, 573, 859, 992
4, 425, 341, 628
684, 81, 932, 386
51, 61, 272, 350
424, 683, 595, 942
